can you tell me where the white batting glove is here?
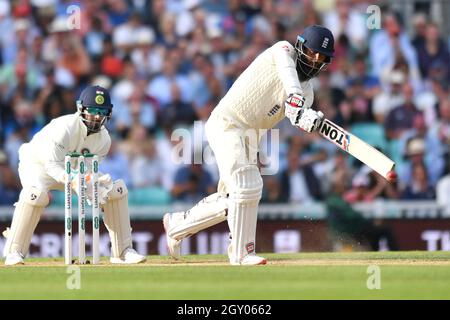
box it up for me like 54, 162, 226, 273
285, 93, 307, 126
297, 109, 324, 133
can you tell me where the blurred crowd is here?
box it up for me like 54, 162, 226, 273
0, 0, 449, 207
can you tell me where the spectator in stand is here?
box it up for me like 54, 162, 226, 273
400, 162, 436, 200
106, 0, 132, 28
113, 11, 153, 57
57, 33, 91, 85
414, 22, 450, 82
100, 138, 132, 187
398, 113, 444, 186
119, 123, 149, 161
84, 16, 108, 64
372, 70, 406, 124
160, 83, 197, 128
280, 150, 323, 204
32, 66, 71, 125
369, 11, 421, 88
322, 0, 368, 52
130, 27, 164, 77
315, 71, 346, 114
397, 136, 440, 189
100, 35, 124, 81
0, 45, 40, 103
3, 100, 41, 165
147, 50, 192, 107
130, 138, 163, 188
158, 12, 178, 48
411, 12, 427, 48
261, 175, 287, 203
172, 162, 216, 204
1, 18, 35, 66
346, 55, 381, 101
384, 82, 422, 140
114, 84, 158, 135
343, 79, 375, 124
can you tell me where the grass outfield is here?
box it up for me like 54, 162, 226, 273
1, 251, 450, 300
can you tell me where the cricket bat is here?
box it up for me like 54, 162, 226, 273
317, 118, 396, 180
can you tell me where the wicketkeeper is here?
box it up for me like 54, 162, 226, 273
163, 25, 335, 265
2, 85, 146, 265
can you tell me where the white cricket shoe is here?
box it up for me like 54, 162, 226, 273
163, 213, 181, 260
240, 254, 267, 266
4, 252, 25, 266
228, 244, 267, 265
110, 248, 146, 264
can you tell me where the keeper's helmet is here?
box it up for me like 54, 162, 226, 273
294, 25, 335, 81
77, 85, 113, 133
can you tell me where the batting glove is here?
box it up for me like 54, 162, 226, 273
285, 93, 307, 126
297, 109, 324, 133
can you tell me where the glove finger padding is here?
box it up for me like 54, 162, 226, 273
297, 108, 324, 133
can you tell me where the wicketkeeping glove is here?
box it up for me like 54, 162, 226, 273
70, 172, 113, 205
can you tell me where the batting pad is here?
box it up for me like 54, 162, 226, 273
3, 187, 49, 257
102, 180, 133, 258
227, 165, 263, 264
168, 193, 228, 240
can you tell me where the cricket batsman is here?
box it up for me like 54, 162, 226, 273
163, 25, 335, 265
2, 85, 146, 265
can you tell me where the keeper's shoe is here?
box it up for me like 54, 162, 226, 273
4, 252, 25, 266
110, 248, 146, 264
163, 213, 182, 260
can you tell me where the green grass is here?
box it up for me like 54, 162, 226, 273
1, 252, 450, 300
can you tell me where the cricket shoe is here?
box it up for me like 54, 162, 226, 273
240, 254, 267, 266
4, 252, 25, 266
163, 213, 182, 260
110, 248, 146, 264
228, 244, 267, 265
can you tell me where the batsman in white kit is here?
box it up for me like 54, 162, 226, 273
2, 85, 146, 265
163, 25, 335, 265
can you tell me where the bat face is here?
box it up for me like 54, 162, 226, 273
317, 119, 395, 180
318, 120, 350, 152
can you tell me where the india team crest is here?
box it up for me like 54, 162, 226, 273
95, 95, 104, 105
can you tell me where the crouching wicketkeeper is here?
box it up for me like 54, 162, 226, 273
2, 85, 146, 265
